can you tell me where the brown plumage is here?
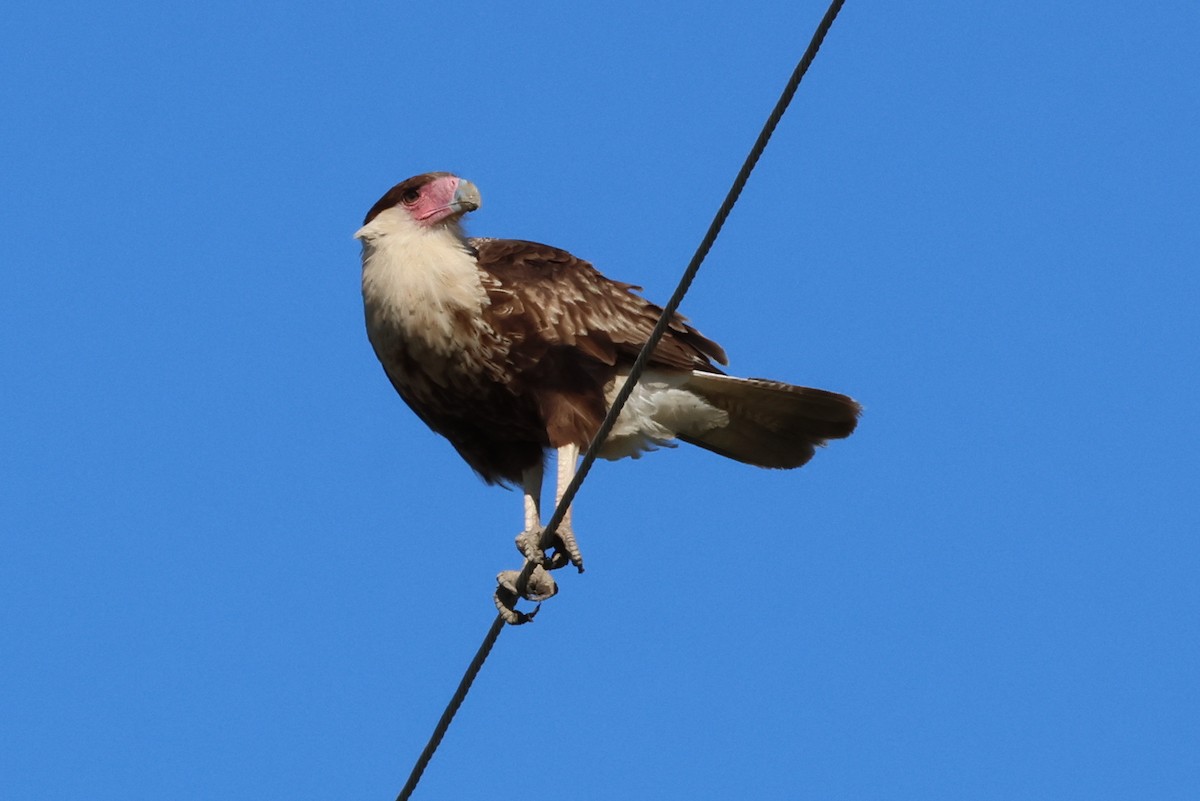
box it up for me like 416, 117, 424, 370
468, 237, 728, 474
356, 172, 859, 578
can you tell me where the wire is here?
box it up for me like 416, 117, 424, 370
394, 3, 846, 798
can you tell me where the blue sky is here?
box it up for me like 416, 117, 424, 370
3, 1, 1197, 799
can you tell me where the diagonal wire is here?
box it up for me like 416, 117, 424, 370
394, 2, 846, 798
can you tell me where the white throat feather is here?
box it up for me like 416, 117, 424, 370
358, 208, 495, 372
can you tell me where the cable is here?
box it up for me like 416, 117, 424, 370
392, 616, 505, 801
394, 3, 846, 798
529, 0, 848, 583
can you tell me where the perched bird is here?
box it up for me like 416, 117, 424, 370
356, 172, 859, 612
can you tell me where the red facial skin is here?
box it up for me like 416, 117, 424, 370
404, 174, 467, 226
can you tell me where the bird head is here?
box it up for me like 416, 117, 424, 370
356, 172, 481, 239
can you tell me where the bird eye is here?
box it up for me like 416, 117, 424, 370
400, 188, 421, 205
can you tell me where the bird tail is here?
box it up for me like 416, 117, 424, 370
679, 372, 861, 469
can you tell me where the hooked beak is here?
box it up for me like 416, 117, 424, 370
451, 179, 481, 215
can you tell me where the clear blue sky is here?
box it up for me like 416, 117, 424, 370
3, 2, 1197, 799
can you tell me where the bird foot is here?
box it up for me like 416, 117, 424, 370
514, 526, 584, 573
494, 565, 558, 625
498, 526, 584, 625
554, 525, 585, 573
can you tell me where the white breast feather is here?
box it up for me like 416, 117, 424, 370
357, 209, 500, 383
358, 213, 728, 455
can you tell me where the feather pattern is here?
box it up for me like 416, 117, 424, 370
470, 238, 727, 373
358, 173, 859, 486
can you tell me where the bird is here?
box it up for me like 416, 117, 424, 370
356, 172, 860, 616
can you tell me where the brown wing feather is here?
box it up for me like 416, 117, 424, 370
469, 237, 728, 453
470, 238, 727, 373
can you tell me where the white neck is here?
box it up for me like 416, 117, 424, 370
358, 208, 493, 366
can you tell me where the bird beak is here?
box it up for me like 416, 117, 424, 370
452, 179, 481, 214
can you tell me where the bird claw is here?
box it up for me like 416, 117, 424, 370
514, 527, 580, 572
500, 525, 583, 625
554, 525, 585, 574
494, 565, 558, 625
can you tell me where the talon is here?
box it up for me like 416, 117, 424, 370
497, 565, 558, 602
494, 584, 538, 625
495, 566, 558, 625
515, 527, 543, 562
551, 526, 585, 573
515, 528, 570, 571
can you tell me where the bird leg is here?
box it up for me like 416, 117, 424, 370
514, 449, 585, 572
551, 442, 585, 573
497, 461, 561, 624
496, 445, 586, 624
513, 460, 544, 561
513, 460, 569, 571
